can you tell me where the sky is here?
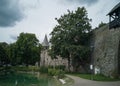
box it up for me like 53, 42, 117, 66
0, 0, 119, 43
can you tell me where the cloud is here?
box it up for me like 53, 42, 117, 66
0, 0, 23, 27
65, 0, 99, 6
9, 35, 17, 41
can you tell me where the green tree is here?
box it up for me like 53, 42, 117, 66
0, 44, 9, 66
0, 42, 10, 66
98, 22, 107, 28
0, 43, 12, 75
50, 7, 92, 72
16, 32, 40, 66
9, 43, 18, 65
94, 22, 107, 29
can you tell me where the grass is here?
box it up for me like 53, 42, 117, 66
69, 73, 120, 81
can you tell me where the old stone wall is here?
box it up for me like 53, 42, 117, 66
40, 50, 68, 70
92, 24, 120, 77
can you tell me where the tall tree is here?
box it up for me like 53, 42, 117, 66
0, 42, 10, 66
50, 7, 92, 72
16, 32, 40, 66
9, 43, 18, 65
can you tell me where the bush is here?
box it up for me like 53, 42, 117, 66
48, 68, 65, 79
39, 66, 48, 73
55, 65, 65, 71
0, 66, 14, 75
12, 66, 40, 72
48, 65, 65, 71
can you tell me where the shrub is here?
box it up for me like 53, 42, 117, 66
55, 65, 65, 71
48, 65, 65, 70
48, 68, 65, 79
11, 66, 40, 72
39, 66, 48, 73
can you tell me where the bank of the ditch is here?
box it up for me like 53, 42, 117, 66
50, 75, 74, 86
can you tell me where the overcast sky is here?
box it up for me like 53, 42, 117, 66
0, 0, 119, 43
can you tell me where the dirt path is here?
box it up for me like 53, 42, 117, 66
66, 75, 120, 86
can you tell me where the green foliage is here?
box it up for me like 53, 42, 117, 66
12, 66, 40, 72
0, 42, 9, 66
98, 22, 107, 28
39, 66, 48, 73
50, 7, 92, 71
15, 32, 41, 66
95, 22, 107, 29
48, 68, 65, 78
0, 66, 14, 75
9, 43, 18, 65
0, 43, 12, 75
48, 65, 65, 71
0, 33, 42, 66
56, 65, 65, 71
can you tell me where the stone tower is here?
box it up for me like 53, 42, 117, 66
40, 35, 68, 70
40, 35, 49, 66
42, 34, 49, 49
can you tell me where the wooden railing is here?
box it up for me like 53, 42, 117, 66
109, 18, 120, 29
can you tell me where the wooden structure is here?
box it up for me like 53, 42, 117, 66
107, 2, 120, 29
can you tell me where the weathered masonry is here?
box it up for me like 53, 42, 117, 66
92, 2, 120, 77
40, 35, 68, 70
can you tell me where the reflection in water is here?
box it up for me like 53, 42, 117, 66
0, 72, 73, 86
35, 72, 62, 86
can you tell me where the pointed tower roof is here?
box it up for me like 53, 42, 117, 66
42, 35, 49, 47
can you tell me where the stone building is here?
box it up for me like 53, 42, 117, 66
40, 35, 68, 70
92, 2, 120, 77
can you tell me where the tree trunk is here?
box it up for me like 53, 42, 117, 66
68, 53, 73, 72
68, 56, 70, 72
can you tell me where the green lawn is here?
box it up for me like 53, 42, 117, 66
69, 73, 120, 81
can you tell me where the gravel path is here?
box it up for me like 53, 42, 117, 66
66, 75, 120, 86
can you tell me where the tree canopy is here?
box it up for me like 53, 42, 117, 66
0, 43, 9, 66
0, 32, 41, 67
16, 32, 40, 66
50, 7, 92, 71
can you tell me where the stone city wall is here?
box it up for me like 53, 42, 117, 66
92, 24, 120, 77
40, 50, 68, 70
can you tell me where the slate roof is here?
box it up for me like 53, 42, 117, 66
42, 35, 49, 46
107, 2, 120, 15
